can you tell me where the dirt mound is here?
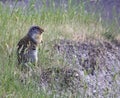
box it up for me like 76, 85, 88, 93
54, 40, 120, 75
39, 39, 120, 97
39, 67, 81, 94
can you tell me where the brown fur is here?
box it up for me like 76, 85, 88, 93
17, 26, 44, 66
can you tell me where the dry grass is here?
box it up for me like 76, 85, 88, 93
0, 0, 119, 97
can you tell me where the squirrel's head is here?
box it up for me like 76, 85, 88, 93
27, 26, 44, 44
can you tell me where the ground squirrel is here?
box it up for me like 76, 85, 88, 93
17, 26, 44, 69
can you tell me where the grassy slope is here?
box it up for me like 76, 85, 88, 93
0, 0, 119, 98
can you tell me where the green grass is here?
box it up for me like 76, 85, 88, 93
0, 0, 119, 98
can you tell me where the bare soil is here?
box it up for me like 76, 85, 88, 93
39, 39, 120, 97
